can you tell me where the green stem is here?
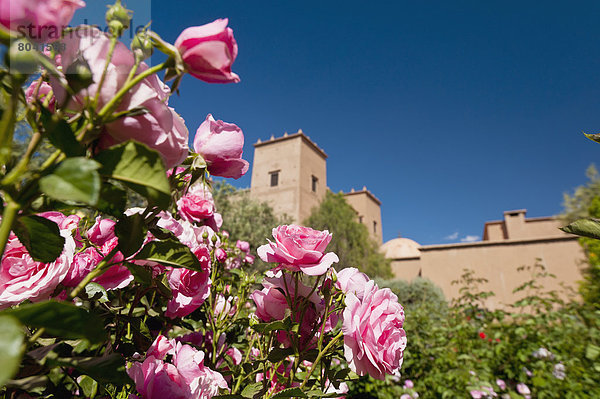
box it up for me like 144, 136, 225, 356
0, 195, 21, 257
97, 62, 168, 120
68, 247, 119, 299
0, 80, 18, 167
300, 331, 344, 389
29, 327, 45, 344
1, 131, 43, 186
93, 36, 118, 107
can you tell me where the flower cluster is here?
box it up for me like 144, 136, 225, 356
252, 226, 407, 382
127, 335, 228, 399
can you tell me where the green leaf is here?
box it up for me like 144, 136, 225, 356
13, 215, 65, 263
134, 239, 202, 271
586, 343, 600, 360
84, 282, 108, 303
584, 132, 600, 144
241, 382, 264, 398
96, 182, 127, 218
155, 273, 173, 299
126, 262, 153, 286
271, 387, 308, 398
47, 354, 131, 385
39, 107, 84, 157
0, 315, 24, 388
78, 375, 98, 398
39, 157, 101, 205
267, 347, 295, 363
560, 218, 600, 240
4, 301, 106, 344
251, 317, 292, 334
115, 213, 147, 257
95, 141, 170, 209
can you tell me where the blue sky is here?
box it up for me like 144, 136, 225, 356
77, 1, 600, 245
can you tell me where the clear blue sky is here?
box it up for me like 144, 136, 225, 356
77, 1, 600, 245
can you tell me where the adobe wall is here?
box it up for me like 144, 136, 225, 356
418, 237, 584, 309
250, 136, 301, 222
344, 190, 383, 244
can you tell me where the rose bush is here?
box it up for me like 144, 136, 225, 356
0, 2, 407, 398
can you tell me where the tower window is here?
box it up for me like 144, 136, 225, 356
359, 216, 364, 224
373, 221, 377, 234
270, 171, 279, 187
311, 175, 318, 192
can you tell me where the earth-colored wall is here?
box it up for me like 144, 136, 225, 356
344, 190, 383, 244
418, 236, 584, 309
250, 132, 327, 224
388, 213, 585, 309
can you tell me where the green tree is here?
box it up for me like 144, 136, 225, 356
562, 164, 600, 223
562, 165, 600, 308
212, 180, 292, 270
304, 191, 392, 278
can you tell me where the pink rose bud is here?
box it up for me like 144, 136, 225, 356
0, 0, 85, 42
215, 247, 228, 262
193, 114, 249, 179
236, 240, 250, 253
174, 18, 240, 83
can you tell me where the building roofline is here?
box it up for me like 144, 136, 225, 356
254, 130, 328, 159
483, 215, 558, 228
418, 235, 577, 252
343, 187, 382, 205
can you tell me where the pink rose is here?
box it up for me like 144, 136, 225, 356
193, 114, 249, 179
25, 80, 56, 111
49, 27, 188, 168
177, 193, 214, 223
517, 383, 531, 397
174, 19, 240, 84
62, 247, 102, 287
85, 217, 133, 290
251, 271, 325, 349
165, 246, 211, 318
128, 335, 228, 399
0, 229, 75, 309
0, 0, 85, 42
342, 280, 407, 380
214, 247, 227, 262
257, 225, 339, 276
214, 294, 236, 318
235, 240, 250, 253
335, 267, 370, 300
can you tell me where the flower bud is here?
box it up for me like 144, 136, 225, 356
65, 56, 94, 93
106, 0, 131, 37
131, 31, 153, 61
202, 231, 209, 240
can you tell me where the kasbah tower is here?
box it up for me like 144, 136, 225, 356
250, 130, 584, 308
